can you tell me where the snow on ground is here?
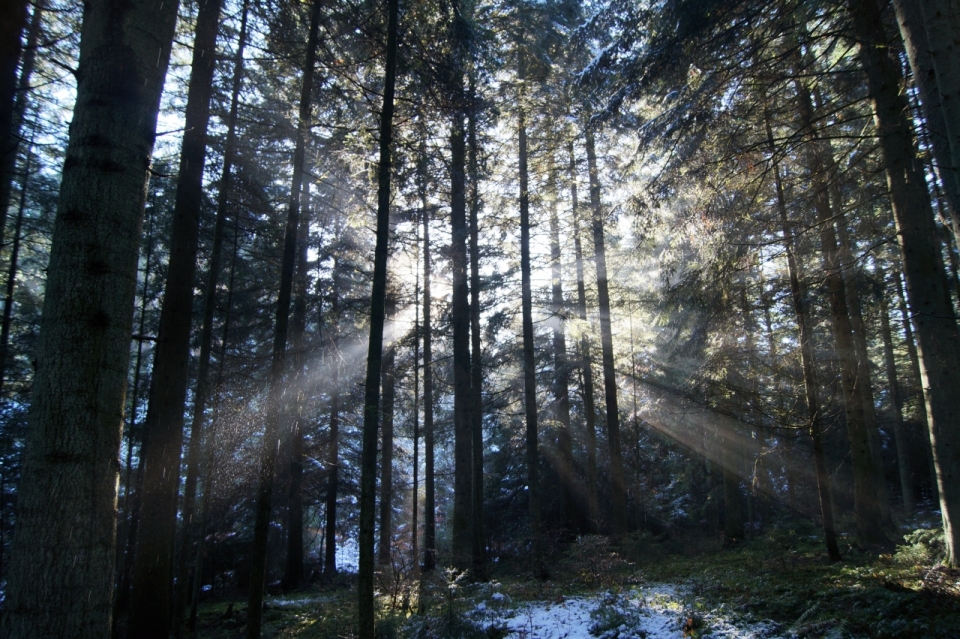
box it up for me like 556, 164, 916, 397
497, 584, 785, 639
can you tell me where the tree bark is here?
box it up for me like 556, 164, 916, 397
878, 267, 916, 511
517, 49, 542, 569
0, 0, 30, 238
174, 0, 248, 629
764, 104, 841, 561
282, 181, 312, 590
569, 141, 599, 534
378, 293, 397, 566
421, 148, 437, 573
585, 127, 627, 535
323, 267, 341, 578
128, 0, 225, 633
1, 0, 179, 634
468, 106, 486, 576
548, 167, 575, 533
848, 0, 960, 565
450, 111, 473, 571
357, 0, 398, 633
247, 1, 322, 634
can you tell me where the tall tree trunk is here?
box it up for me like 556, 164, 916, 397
128, 0, 225, 633
848, 0, 960, 565
412, 241, 420, 578
357, 0, 398, 633
878, 267, 916, 511
421, 150, 437, 573
247, 1, 322, 634
517, 49, 542, 569
764, 105, 841, 561
450, 111, 473, 571
569, 141, 599, 533
323, 267, 341, 578
793, 78, 889, 548
283, 182, 312, 590
0, 117, 33, 397
548, 166, 575, 532
585, 127, 627, 535
174, 0, 248, 629
0, 0, 30, 238
1, 0, 179, 634
468, 106, 486, 576
894, 0, 960, 224
378, 293, 397, 566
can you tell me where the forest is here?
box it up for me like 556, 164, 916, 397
1, 0, 960, 637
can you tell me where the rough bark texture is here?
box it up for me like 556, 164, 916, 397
358, 0, 398, 633
450, 114, 474, 571
849, 0, 960, 565
585, 127, 627, 535
247, 1, 322, 634
569, 141, 599, 534
129, 0, 224, 633
1, 0, 179, 634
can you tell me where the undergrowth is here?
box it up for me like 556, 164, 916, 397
193, 517, 960, 639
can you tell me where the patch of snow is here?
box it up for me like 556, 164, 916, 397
336, 537, 359, 573
501, 584, 785, 639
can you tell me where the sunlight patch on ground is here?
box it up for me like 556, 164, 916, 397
499, 585, 785, 639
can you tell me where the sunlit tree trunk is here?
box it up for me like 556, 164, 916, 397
378, 293, 397, 567
323, 270, 341, 578
1, 0, 179, 634
517, 48, 542, 568
585, 126, 627, 535
569, 141, 599, 534
764, 105, 841, 562
421, 148, 437, 573
548, 167, 575, 533
878, 267, 916, 511
468, 107, 486, 576
247, 1, 322, 634
848, 0, 960, 565
357, 0, 398, 633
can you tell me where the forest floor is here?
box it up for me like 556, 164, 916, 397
194, 516, 960, 639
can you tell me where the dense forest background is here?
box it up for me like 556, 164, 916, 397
1, 0, 960, 637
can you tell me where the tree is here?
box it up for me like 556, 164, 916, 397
1, 0, 180, 634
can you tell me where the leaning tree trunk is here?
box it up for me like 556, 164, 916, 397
517, 49, 542, 569
764, 104, 841, 562
357, 0, 398, 634
378, 293, 397, 567
585, 126, 627, 535
569, 141, 599, 534
128, 0, 224, 634
247, 1, 322, 635
468, 106, 486, 576
848, 0, 960, 566
1, 0, 179, 635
